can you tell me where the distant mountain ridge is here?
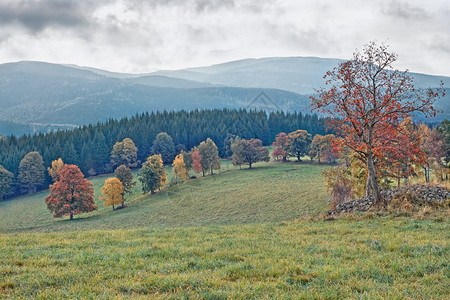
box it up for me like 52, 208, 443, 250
0, 58, 448, 136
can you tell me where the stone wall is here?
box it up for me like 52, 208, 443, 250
329, 184, 450, 215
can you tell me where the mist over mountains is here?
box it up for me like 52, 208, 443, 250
1, 57, 448, 136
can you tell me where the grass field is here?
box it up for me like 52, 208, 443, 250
1, 159, 449, 298
1, 217, 448, 298
0, 160, 330, 233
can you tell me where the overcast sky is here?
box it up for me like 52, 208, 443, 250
0, 0, 449, 75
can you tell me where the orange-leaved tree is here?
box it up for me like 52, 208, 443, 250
45, 164, 96, 220
311, 41, 444, 203
172, 153, 188, 183
99, 177, 124, 210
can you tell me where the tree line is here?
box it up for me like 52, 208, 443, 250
42, 134, 272, 219
0, 109, 327, 198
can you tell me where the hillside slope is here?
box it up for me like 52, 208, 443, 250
0, 161, 329, 233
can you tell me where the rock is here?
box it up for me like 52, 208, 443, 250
329, 184, 450, 215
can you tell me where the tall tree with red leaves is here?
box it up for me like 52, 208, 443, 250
311, 42, 444, 203
45, 164, 96, 220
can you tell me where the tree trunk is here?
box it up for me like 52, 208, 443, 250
366, 152, 381, 203
211, 168, 214, 175
70, 213, 73, 220
249, 163, 252, 169
297, 152, 301, 162
112, 204, 115, 210
151, 190, 155, 195
202, 170, 205, 177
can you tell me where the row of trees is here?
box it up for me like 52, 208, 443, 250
271, 130, 338, 164
0, 109, 327, 194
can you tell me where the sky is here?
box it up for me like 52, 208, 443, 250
0, 0, 449, 76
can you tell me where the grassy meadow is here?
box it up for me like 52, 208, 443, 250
0, 160, 330, 233
1, 159, 449, 298
1, 217, 448, 298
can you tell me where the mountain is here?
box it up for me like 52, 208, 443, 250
0, 58, 448, 136
154, 57, 341, 94
0, 61, 310, 135
152, 57, 450, 95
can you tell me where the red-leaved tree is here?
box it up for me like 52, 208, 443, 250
191, 148, 203, 175
272, 132, 289, 161
45, 164, 96, 220
311, 42, 444, 203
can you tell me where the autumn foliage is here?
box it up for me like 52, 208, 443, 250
45, 164, 96, 220
172, 153, 188, 183
138, 154, 167, 194
191, 148, 203, 174
311, 41, 444, 203
100, 178, 124, 210
272, 132, 289, 161
48, 158, 65, 182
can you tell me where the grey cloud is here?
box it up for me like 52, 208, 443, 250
0, 0, 98, 33
382, 0, 430, 21
428, 35, 450, 53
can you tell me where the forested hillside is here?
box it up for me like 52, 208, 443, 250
2, 59, 448, 136
0, 109, 327, 195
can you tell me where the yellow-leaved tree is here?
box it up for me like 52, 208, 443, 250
48, 158, 65, 182
172, 153, 188, 183
99, 178, 124, 210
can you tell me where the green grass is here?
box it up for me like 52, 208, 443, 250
0, 160, 330, 233
1, 217, 448, 298
1, 159, 448, 298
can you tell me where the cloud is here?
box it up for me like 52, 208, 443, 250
0, 0, 448, 76
381, 0, 430, 21
0, 0, 98, 34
